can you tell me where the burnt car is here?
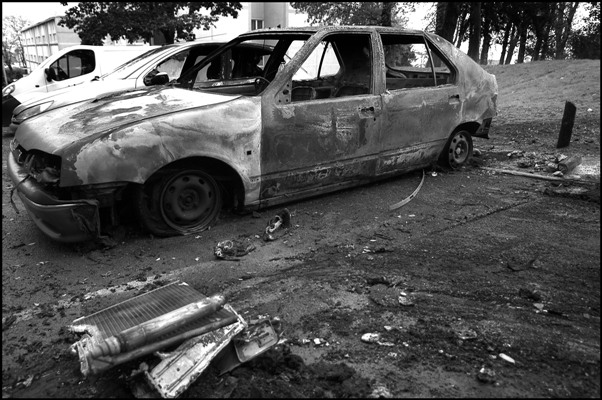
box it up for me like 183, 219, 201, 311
8, 26, 497, 243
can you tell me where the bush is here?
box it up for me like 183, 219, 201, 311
570, 32, 601, 60
4, 66, 27, 84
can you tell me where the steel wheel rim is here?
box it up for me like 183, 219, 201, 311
160, 171, 218, 232
448, 132, 470, 168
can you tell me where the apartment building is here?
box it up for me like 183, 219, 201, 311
20, 16, 80, 72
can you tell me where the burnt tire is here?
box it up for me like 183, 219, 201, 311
438, 129, 473, 169
135, 169, 222, 237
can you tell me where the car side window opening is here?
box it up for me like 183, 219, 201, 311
291, 33, 372, 102
180, 36, 300, 93
380, 34, 454, 91
144, 50, 191, 85
48, 49, 95, 81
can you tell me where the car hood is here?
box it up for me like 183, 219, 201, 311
16, 86, 241, 154
14, 79, 135, 114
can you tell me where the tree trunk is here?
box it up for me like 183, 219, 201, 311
533, 36, 542, 61
479, 12, 491, 64
435, 2, 459, 43
555, 2, 579, 59
455, 9, 469, 47
381, 2, 393, 27
541, 23, 551, 60
467, 2, 481, 62
499, 21, 512, 64
554, 2, 565, 59
480, 35, 491, 64
505, 23, 518, 64
517, 17, 528, 63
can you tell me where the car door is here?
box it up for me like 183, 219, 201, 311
260, 32, 383, 204
44, 49, 96, 92
377, 33, 462, 175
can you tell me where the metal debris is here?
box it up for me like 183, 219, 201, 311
68, 281, 280, 398
263, 208, 291, 241
214, 239, 256, 260
389, 169, 425, 211
499, 353, 515, 364
361, 333, 381, 343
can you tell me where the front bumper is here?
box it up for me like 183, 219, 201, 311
8, 153, 100, 243
2, 94, 21, 127
8, 121, 19, 134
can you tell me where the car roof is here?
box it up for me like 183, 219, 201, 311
239, 25, 427, 38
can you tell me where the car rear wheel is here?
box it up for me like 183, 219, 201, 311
136, 169, 222, 237
439, 130, 473, 169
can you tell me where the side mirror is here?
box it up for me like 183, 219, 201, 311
45, 68, 56, 82
150, 72, 170, 85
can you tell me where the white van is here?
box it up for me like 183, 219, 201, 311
2, 45, 156, 126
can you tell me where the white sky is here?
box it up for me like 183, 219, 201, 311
2, 2, 434, 30
2, 2, 77, 26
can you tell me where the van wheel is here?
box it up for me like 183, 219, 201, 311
135, 169, 222, 237
439, 130, 473, 169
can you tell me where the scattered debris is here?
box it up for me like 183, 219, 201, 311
369, 284, 402, 307
361, 333, 381, 344
518, 288, 542, 301
68, 281, 279, 398
2, 314, 17, 331
477, 367, 496, 384
263, 208, 291, 241
389, 170, 425, 211
398, 294, 415, 307
214, 318, 279, 375
214, 239, 256, 260
499, 353, 515, 364
517, 160, 534, 168
16, 375, 35, 389
482, 167, 597, 185
533, 303, 545, 311
455, 328, 477, 340
368, 384, 393, 398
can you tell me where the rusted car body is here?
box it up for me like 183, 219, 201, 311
8, 26, 497, 242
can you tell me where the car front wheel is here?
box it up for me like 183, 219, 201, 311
439, 130, 473, 169
135, 169, 222, 237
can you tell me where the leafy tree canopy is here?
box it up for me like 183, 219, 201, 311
570, 2, 600, 58
59, 2, 242, 45
2, 16, 30, 69
291, 2, 414, 27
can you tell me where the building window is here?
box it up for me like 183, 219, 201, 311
251, 19, 263, 30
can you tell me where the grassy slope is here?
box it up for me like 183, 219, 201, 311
483, 59, 600, 124
480, 60, 600, 159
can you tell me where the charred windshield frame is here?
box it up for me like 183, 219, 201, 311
176, 33, 313, 91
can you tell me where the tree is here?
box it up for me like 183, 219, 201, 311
467, 2, 481, 62
479, 2, 503, 64
553, 2, 579, 59
291, 2, 415, 27
59, 2, 242, 45
435, 2, 460, 42
569, 2, 600, 59
2, 16, 30, 73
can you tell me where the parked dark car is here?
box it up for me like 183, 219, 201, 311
8, 26, 497, 242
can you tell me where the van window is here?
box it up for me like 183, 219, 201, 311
48, 50, 95, 81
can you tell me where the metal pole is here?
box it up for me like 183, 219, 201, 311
556, 101, 576, 148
